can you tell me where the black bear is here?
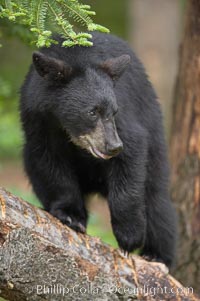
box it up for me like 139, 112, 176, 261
20, 32, 177, 267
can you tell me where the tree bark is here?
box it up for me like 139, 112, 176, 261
0, 188, 198, 301
170, 0, 200, 294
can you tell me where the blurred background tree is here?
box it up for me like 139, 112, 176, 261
129, 0, 182, 138
170, 0, 200, 292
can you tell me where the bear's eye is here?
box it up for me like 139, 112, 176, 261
88, 110, 97, 119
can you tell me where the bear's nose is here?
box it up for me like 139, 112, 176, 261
106, 142, 123, 156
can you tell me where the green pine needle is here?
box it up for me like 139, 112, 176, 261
0, 0, 110, 47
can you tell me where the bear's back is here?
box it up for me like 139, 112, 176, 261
38, 32, 137, 68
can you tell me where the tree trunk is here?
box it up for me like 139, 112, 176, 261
0, 188, 198, 301
129, 0, 181, 138
170, 0, 200, 294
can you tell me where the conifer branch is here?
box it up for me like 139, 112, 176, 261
0, 0, 109, 47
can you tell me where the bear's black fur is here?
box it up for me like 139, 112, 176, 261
20, 32, 177, 267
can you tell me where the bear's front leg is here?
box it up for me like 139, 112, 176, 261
24, 144, 87, 233
107, 155, 147, 253
45, 173, 87, 233
49, 186, 87, 234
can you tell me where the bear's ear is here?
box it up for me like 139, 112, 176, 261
32, 51, 72, 82
100, 54, 131, 80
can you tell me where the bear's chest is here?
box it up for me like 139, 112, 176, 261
74, 156, 108, 196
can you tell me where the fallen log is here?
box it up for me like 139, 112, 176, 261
0, 187, 198, 301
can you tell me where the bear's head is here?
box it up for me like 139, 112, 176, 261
32, 51, 130, 160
